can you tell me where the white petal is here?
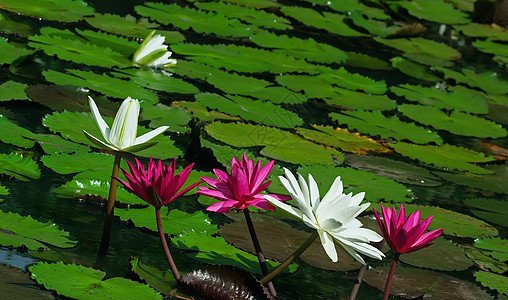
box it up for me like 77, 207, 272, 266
122, 141, 158, 153
338, 238, 385, 261
318, 230, 337, 262
349, 192, 365, 207
282, 168, 304, 200
88, 96, 110, 140
264, 195, 303, 219
338, 242, 367, 265
297, 174, 311, 208
134, 126, 169, 145
83, 130, 118, 151
108, 97, 140, 149
308, 173, 320, 213
321, 176, 343, 206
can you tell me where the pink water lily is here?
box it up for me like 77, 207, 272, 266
197, 153, 291, 213
373, 203, 443, 254
117, 157, 202, 207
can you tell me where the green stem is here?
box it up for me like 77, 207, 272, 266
382, 253, 400, 300
156, 207, 181, 281
243, 210, 277, 297
260, 230, 318, 285
97, 151, 122, 257
349, 240, 385, 300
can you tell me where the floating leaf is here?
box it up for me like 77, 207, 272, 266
364, 266, 491, 299
115, 207, 218, 235
250, 32, 348, 64
297, 125, 391, 154
42, 110, 104, 146
0, 11, 34, 36
195, 1, 292, 30
0, 211, 76, 250
130, 257, 179, 296
475, 237, 508, 262
330, 110, 443, 145
0, 185, 8, 196
391, 142, 496, 175
0, 115, 36, 148
391, 84, 489, 114
171, 231, 297, 275
454, 23, 508, 42
394, 0, 470, 24
347, 11, 400, 37
84, 14, 185, 42
374, 37, 462, 60
473, 39, 508, 65
113, 68, 199, 95
41, 152, 123, 175
344, 154, 441, 186
140, 103, 192, 134
0, 81, 28, 101
0, 37, 33, 65
206, 71, 307, 104
174, 101, 241, 122
465, 246, 508, 274
261, 139, 345, 165
319, 66, 387, 94
436, 67, 508, 95
343, 51, 393, 70
400, 237, 473, 271
167, 59, 222, 81
0, 0, 94, 22
29, 262, 161, 299
298, 164, 414, 203
43, 69, 159, 104
280, 6, 366, 37
0, 153, 40, 181
28, 28, 131, 68
433, 166, 508, 194
74, 29, 140, 57
474, 271, 508, 295
464, 198, 508, 227
398, 104, 507, 138
391, 57, 441, 81
196, 93, 303, 128
34, 134, 90, 154
215, 0, 280, 8
135, 2, 251, 37
323, 0, 390, 19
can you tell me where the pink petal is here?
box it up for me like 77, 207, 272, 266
248, 197, 276, 211
251, 160, 274, 192
206, 201, 233, 213
412, 228, 443, 248
196, 187, 231, 201
213, 168, 230, 183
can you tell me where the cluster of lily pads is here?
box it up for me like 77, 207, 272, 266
0, 0, 507, 298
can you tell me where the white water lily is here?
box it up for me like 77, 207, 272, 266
264, 168, 384, 264
83, 96, 168, 152
133, 30, 177, 68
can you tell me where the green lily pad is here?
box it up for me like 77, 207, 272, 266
394, 0, 470, 24
0, 0, 94, 22
298, 164, 414, 203
403, 52, 455, 67
0, 185, 8, 196
140, 103, 191, 134
473, 39, 508, 65
28, 28, 131, 68
0, 264, 53, 299
113, 69, 199, 95
196, 93, 303, 128
250, 32, 348, 64
330, 110, 443, 145
0, 81, 29, 101
0, 37, 33, 65
400, 237, 473, 271
364, 266, 491, 299
220, 213, 362, 271
374, 37, 462, 60
0, 115, 36, 148
474, 271, 508, 295
84, 14, 185, 42
171, 231, 298, 275
195, 1, 292, 30
0, 210, 76, 250
261, 139, 345, 165
166, 60, 223, 81
464, 198, 508, 227
296, 125, 391, 154
465, 246, 508, 274
454, 23, 508, 42
391, 142, 496, 175
134, 133, 184, 160
40, 152, 127, 175
391, 84, 489, 114
433, 165, 508, 194
174, 101, 240, 122
0, 12, 34, 36
322, 0, 390, 19
436, 67, 508, 95
43, 69, 159, 104
115, 207, 218, 235
344, 154, 441, 186
0, 153, 40, 181
343, 51, 393, 70
74, 29, 140, 57
135, 2, 251, 38
33, 134, 90, 154
205, 121, 300, 147
447, 0, 476, 11
214, 0, 280, 8
319, 66, 387, 94
398, 104, 507, 138
391, 57, 442, 81
280, 6, 366, 37
475, 237, 508, 262
347, 11, 401, 37
171, 43, 320, 74
29, 261, 161, 299
130, 257, 179, 296
206, 71, 307, 104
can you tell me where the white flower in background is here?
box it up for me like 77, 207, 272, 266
132, 30, 177, 68
83, 96, 168, 152
264, 168, 385, 264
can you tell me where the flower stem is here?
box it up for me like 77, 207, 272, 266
243, 209, 277, 297
156, 207, 181, 282
349, 240, 384, 300
382, 253, 400, 300
260, 230, 318, 285
97, 151, 122, 257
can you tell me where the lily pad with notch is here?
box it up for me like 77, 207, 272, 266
0, 0, 94, 22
